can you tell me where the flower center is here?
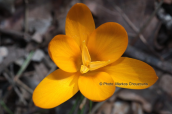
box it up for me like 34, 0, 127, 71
80, 41, 110, 74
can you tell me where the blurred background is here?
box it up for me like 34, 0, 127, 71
0, 0, 172, 114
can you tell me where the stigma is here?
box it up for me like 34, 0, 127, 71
80, 65, 89, 74
80, 40, 111, 74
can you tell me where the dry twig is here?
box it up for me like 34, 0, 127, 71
125, 45, 172, 74
79, 97, 87, 110
16, 79, 33, 94
131, 0, 164, 45
3, 72, 27, 105
0, 28, 32, 42
114, 5, 163, 60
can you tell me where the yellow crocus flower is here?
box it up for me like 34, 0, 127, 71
32, 3, 158, 109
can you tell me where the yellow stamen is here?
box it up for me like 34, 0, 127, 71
82, 40, 91, 66
80, 65, 89, 74
89, 60, 110, 71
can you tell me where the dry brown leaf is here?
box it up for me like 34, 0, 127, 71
111, 101, 130, 114
117, 90, 152, 112
132, 102, 144, 114
159, 74, 172, 96
97, 102, 113, 114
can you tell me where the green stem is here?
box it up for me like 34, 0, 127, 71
69, 93, 82, 114
89, 100, 92, 113
16, 51, 34, 79
0, 100, 14, 114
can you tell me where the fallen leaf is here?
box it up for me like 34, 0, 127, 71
32, 49, 45, 62
97, 102, 113, 114
117, 90, 152, 112
159, 74, 172, 96
111, 101, 130, 114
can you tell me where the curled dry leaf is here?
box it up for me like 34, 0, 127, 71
132, 102, 144, 114
117, 90, 152, 112
97, 102, 113, 114
112, 101, 130, 114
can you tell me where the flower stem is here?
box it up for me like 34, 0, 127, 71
69, 93, 84, 114
0, 100, 14, 114
89, 100, 92, 113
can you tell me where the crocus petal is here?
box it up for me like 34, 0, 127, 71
102, 57, 158, 89
33, 69, 79, 109
48, 35, 81, 72
66, 3, 95, 47
78, 72, 115, 101
87, 22, 128, 62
